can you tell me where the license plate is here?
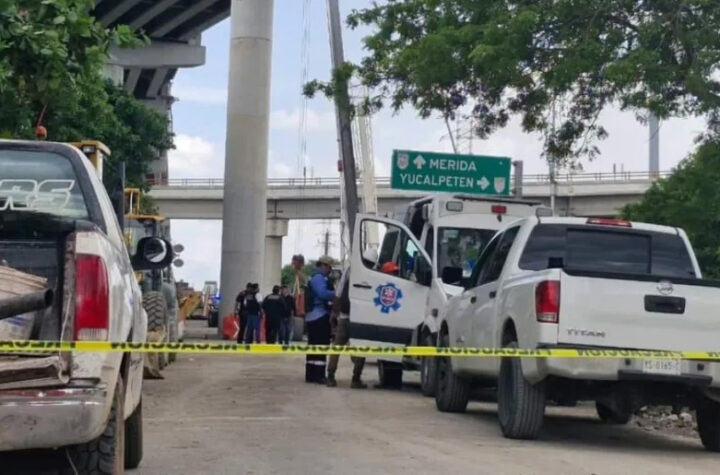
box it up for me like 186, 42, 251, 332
642, 359, 681, 376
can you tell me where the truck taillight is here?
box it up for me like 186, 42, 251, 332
74, 254, 109, 341
535, 281, 560, 323
491, 205, 507, 215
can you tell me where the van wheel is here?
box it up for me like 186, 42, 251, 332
124, 398, 143, 469
420, 333, 438, 397
596, 401, 632, 424
435, 333, 469, 413
65, 377, 125, 474
497, 341, 545, 439
697, 395, 720, 451
378, 360, 403, 388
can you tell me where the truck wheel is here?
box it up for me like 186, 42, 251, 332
144, 291, 168, 370
435, 333, 469, 413
292, 316, 305, 341
162, 283, 179, 364
596, 401, 632, 424
378, 360, 403, 388
125, 398, 143, 469
420, 333, 438, 397
65, 377, 125, 474
697, 396, 720, 451
497, 341, 546, 439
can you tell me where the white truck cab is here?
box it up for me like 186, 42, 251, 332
349, 194, 543, 389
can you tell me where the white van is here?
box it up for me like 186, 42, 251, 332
349, 194, 544, 391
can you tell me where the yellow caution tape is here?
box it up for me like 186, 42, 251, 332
0, 340, 718, 359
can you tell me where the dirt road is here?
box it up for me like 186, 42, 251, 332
134, 338, 719, 474
3, 320, 718, 474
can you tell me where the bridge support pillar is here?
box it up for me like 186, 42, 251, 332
263, 218, 289, 293
219, 0, 275, 331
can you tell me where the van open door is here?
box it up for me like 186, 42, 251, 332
349, 214, 432, 347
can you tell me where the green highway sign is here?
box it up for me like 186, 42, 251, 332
391, 150, 511, 196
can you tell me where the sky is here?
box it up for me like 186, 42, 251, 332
167, 0, 706, 289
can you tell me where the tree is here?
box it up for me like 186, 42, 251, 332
624, 141, 720, 278
0, 1, 170, 188
306, 0, 720, 168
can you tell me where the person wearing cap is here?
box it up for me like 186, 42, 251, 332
305, 256, 336, 383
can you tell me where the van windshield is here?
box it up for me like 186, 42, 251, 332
0, 149, 89, 220
438, 227, 496, 278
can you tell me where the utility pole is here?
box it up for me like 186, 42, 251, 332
649, 113, 660, 178
327, 0, 359, 243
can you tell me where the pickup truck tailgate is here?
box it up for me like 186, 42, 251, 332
558, 272, 720, 351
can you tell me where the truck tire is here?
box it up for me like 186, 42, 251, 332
124, 398, 143, 469
143, 291, 168, 370
697, 396, 720, 451
497, 341, 546, 439
292, 316, 305, 341
420, 332, 438, 397
65, 377, 125, 474
378, 360, 403, 388
435, 333, 469, 413
596, 401, 632, 424
162, 283, 179, 364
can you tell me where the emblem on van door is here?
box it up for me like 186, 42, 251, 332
657, 280, 674, 296
374, 283, 403, 314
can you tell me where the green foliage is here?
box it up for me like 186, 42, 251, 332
0, 1, 170, 188
281, 262, 316, 287
308, 0, 720, 167
624, 141, 720, 278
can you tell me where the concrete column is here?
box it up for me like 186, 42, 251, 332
263, 219, 289, 294
218, 0, 275, 327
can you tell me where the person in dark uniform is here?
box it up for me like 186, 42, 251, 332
242, 283, 262, 343
279, 285, 295, 344
305, 256, 336, 383
262, 285, 285, 343
235, 282, 253, 343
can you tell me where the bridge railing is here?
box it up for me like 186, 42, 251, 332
151, 171, 671, 188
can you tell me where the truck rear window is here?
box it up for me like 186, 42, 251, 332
519, 224, 696, 278
0, 149, 89, 219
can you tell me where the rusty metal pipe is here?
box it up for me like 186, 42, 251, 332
0, 290, 54, 321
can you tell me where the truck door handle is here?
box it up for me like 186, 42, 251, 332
489, 291, 497, 299
353, 282, 372, 289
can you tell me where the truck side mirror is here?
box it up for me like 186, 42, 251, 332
415, 257, 432, 286
441, 266, 463, 285
132, 237, 174, 271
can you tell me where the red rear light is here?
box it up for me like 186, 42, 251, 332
586, 218, 632, 227
491, 205, 507, 214
74, 254, 109, 341
535, 281, 560, 323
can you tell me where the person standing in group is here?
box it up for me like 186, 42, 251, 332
243, 283, 263, 344
326, 267, 367, 388
305, 256, 336, 383
279, 285, 295, 344
262, 285, 285, 344
235, 283, 252, 343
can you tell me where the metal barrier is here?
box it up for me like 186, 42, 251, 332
149, 171, 671, 188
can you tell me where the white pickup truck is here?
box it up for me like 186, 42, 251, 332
437, 216, 720, 451
0, 140, 172, 472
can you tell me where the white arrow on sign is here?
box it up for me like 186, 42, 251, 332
477, 176, 490, 190
413, 154, 427, 170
